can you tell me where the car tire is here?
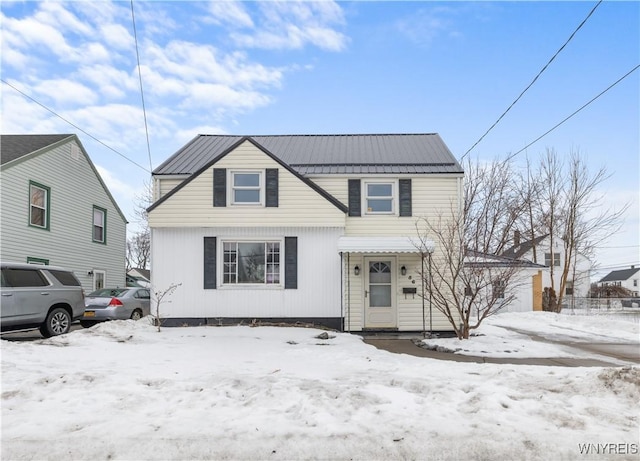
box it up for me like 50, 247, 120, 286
40, 308, 71, 337
130, 309, 143, 321
80, 321, 98, 328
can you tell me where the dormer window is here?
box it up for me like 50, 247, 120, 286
231, 171, 262, 205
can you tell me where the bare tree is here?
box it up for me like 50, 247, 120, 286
126, 180, 153, 271
150, 282, 181, 332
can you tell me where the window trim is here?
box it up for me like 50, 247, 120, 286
28, 181, 50, 230
230, 170, 263, 206
220, 239, 283, 287
544, 252, 561, 267
92, 205, 107, 244
363, 180, 397, 215
27, 257, 49, 265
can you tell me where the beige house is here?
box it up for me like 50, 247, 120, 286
148, 134, 464, 331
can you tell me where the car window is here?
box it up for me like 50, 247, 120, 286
48, 270, 81, 286
88, 288, 128, 297
2, 268, 49, 287
134, 289, 151, 299
0, 270, 8, 288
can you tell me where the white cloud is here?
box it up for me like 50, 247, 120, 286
203, 1, 254, 28
395, 6, 463, 47
31, 79, 98, 107
95, 164, 139, 199
99, 23, 134, 51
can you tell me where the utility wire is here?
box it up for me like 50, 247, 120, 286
1, 78, 151, 173
506, 64, 640, 161
462, 0, 603, 160
130, 0, 153, 173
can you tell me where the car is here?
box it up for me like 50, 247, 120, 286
81, 287, 151, 327
1, 262, 85, 337
621, 298, 640, 308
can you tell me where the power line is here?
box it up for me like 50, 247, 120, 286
130, 0, 153, 173
1, 78, 151, 173
462, 0, 603, 160
506, 64, 640, 161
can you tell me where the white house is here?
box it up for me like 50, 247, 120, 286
598, 266, 640, 297
501, 233, 591, 301
0, 134, 127, 292
147, 134, 464, 331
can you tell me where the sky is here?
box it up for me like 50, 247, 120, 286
1, 1, 638, 278
2, 312, 639, 460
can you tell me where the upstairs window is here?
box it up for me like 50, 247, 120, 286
29, 181, 50, 229
223, 241, 280, 284
93, 206, 107, 244
565, 280, 574, 296
492, 280, 506, 299
544, 252, 560, 267
365, 182, 394, 214
231, 171, 262, 205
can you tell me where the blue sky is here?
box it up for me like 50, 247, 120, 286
1, 1, 638, 276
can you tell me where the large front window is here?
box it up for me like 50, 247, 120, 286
29, 182, 50, 229
365, 182, 394, 214
223, 241, 280, 284
231, 171, 262, 204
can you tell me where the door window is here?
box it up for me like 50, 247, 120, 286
369, 261, 392, 307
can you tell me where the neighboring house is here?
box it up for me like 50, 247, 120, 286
127, 268, 151, 288
465, 250, 549, 314
501, 233, 591, 300
147, 134, 464, 331
598, 266, 640, 297
0, 134, 127, 293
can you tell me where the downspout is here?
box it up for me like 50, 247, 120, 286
339, 252, 344, 332
421, 250, 426, 337
347, 252, 351, 333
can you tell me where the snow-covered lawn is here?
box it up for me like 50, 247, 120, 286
2, 315, 639, 461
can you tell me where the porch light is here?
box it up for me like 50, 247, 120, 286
401, 265, 407, 276
354, 265, 360, 276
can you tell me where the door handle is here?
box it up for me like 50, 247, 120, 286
1, 293, 12, 297
364, 290, 368, 298
40, 292, 50, 295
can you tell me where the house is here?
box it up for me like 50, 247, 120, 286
464, 250, 548, 314
127, 267, 151, 287
598, 266, 639, 297
501, 233, 591, 301
147, 134, 464, 331
0, 134, 127, 293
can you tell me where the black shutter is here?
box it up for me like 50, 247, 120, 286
284, 236, 298, 289
265, 168, 279, 207
213, 169, 226, 207
399, 179, 412, 217
204, 237, 217, 289
348, 179, 361, 217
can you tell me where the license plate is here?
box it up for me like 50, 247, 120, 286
84, 311, 95, 317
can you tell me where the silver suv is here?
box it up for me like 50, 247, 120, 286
1, 262, 85, 337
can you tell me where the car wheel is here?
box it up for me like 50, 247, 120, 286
80, 321, 98, 328
130, 309, 143, 321
40, 308, 71, 337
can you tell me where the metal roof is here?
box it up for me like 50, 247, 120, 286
153, 134, 463, 176
599, 267, 639, 283
1, 134, 73, 166
337, 236, 435, 253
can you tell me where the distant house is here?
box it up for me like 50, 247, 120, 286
0, 134, 127, 292
598, 266, 639, 297
501, 233, 591, 300
127, 268, 151, 287
147, 134, 464, 331
465, 250, 548, 313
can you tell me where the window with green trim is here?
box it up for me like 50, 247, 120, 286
29, 181, 50, 229
27, 257, 49, 265
93, 206, 107, 244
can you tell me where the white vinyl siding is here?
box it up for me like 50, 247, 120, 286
151, 227, 343, 319
0, 138, 126, 293
148, 141, 345, 228
155, 176, 188, 200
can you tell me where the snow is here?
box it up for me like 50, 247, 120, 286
2, 316, 639, 461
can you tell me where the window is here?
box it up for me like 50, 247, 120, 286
2, 268, 49, 287
27, 257, 49, 265
223, 241, 280, 284
93, 206, 107, 243
231, 171, 262, 205
565, 280, 574, 296
464, 285, 473, 297
634, 279, 638, 287
48, 270, 81, 286
544, 252, 560, 267
365, 182, 394, 214
492, 280, 506, 299
29, 181, 50, 229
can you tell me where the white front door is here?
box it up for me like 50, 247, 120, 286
92, 270, 106, 291
364, 257, 396, 328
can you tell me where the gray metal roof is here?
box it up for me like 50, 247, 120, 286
599, 267, 639, 283
1, 134, 73, 165
153, 134, 463, 175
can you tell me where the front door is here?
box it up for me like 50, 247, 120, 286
92, 270, 105, 292
364, 257, 396, 328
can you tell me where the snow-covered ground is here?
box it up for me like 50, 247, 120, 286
2, 314, 639, 461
